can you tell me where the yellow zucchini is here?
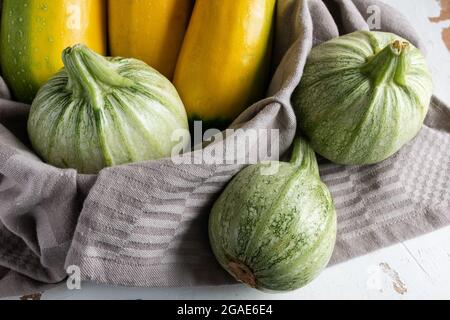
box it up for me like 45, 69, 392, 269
173, 0, 277, 128
0, 0, 107, 103
108, 0, 194, 80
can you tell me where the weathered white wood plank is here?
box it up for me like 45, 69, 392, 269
35, 226, 450, 300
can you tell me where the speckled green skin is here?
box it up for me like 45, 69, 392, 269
292, 31, 433, 165
209, 138, 336, 292
27, 45, 189, 174
0, 0, 35, 103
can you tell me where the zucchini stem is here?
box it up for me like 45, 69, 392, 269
361, 39, 410, 87
290, 137, 320, 177
61, 44, 126, 167
62, 44, 133, 102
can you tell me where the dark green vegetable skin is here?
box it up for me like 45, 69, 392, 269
209, 138, 336, 292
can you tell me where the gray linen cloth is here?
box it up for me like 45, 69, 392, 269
1, 0, 450, 297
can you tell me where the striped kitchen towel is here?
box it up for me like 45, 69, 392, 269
1, 0, 450, 297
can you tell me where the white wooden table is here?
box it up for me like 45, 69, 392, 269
6, 0, 450, 300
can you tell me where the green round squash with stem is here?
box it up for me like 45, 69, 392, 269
209, 137, 337, 292
292, 31, 433, 165
27, 44, 189, 174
